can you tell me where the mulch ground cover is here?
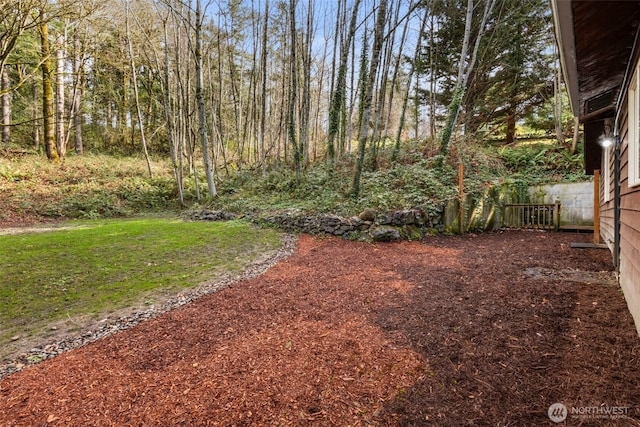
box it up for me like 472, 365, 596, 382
1, 230, 639, 426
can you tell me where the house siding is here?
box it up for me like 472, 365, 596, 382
602, 97, 640, 333
600, 129, 616, 249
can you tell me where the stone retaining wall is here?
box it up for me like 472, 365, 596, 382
189, 208, 445, 242
189, 181, 594, 240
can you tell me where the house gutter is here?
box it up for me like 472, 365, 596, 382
550, 0, 580, 117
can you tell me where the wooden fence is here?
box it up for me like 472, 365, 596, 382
503, 203, 561, 231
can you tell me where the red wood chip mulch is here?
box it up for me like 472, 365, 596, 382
1, 231, 639, 426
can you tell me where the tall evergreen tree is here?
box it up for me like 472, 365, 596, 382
420, 0, 553, 152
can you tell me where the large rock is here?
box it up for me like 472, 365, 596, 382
400, 224, 423, 241
358, 208, 377, 222
349, 216, 364, 227
413, 209, 427, 226
370, 226, 401, 242
377, 212, 394, 225
197, 210, 237, 221
392, 209, 416, 226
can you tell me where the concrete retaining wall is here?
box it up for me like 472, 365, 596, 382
528, 182, 594, 227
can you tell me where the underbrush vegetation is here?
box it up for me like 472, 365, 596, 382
0, 152, 180, 223
211, 137, 588, 216
0, 136, 588, 223
214, 154, 459, 216
495, 140, 587, 184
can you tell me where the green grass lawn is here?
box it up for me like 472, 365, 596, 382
0, 217, 282, 356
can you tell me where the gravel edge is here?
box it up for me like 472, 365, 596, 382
0, 233, 298, 381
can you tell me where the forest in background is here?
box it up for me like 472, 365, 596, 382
0, 0, 581, 212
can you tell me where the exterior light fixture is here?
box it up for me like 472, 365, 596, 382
599, 135, 614, 148
599, 118, 615, 148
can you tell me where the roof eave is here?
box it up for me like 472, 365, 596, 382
551, 0, 580, 118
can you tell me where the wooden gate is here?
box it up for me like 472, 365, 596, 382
504, 203, 561, 231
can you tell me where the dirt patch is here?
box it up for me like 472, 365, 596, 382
0, 225, 77, 236
1, 231, 639, 426
525, 266, 618, 286
0, 214, 64, 230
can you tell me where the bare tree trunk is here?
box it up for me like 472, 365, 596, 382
326, 0, 361, 172
107, 101, 113, 129
195, 0, 216, 197
554, 53, 565, 145
32, 81, 39, 148
190, 128, 201, 201
39, 18, 58, 161
570, 116, 579, 154
159, 13, 183, 205
352, 0, 388, 197
370, 0, 403, 170
437, 0, 473, 160
72, 29, 83, 154
205, 53, 218, 175
429, 16, 437, 138
287, 0, 301, 181
126, 1, 152, 177
204, 42, 229, 176
1, 69, 10, 144
393, 8, 429, 161
300, 0, 313, 166
225, 32, 243, 168
505, 108, 516, 145
313, 34, 328, 162
172, 6, 189, 199
55, 32, 65, 159
347, 33, 356, 153
259, 0, 269, 175
214, 23, 229, 174
121, 71, 129, 142
241, 38, 256, 168
247, 0, 258, 168
174, 4, 190, 175
383, 3, 411, 146
327, 0, 341, 130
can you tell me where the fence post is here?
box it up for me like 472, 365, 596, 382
459, 163, 464, 234
553, 201, 561, 231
